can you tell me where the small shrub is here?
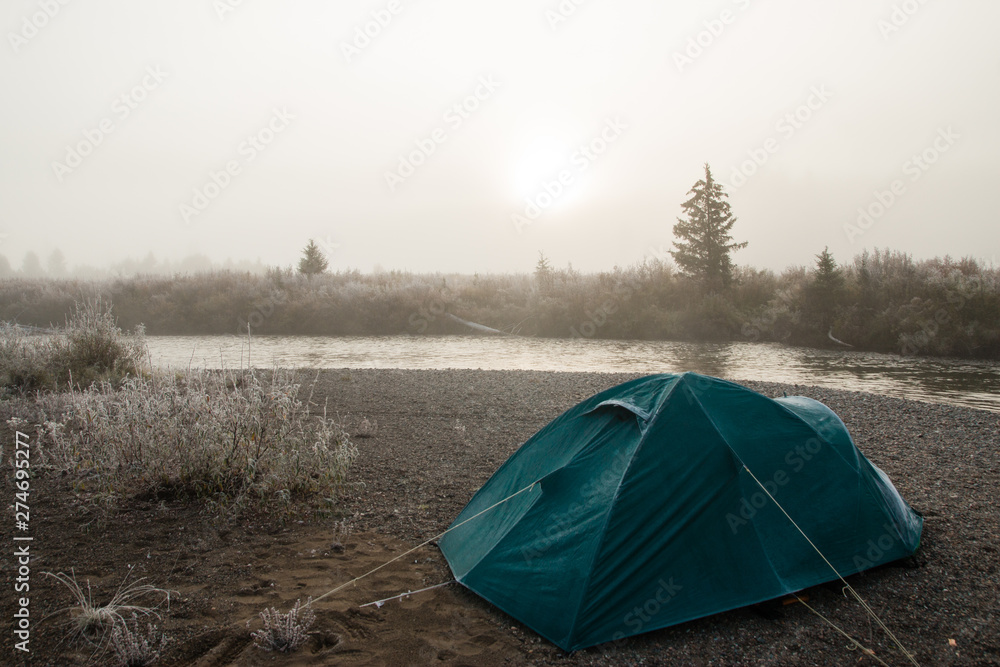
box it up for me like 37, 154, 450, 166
249, 598, 316, 653
110, 614, 170, 667
0, 299, 145, 394
25, 367, 357, 514
330, 518, 351, 552
356, 417, 377, 438
59, 298, 147, 388
0, 325, 58, 393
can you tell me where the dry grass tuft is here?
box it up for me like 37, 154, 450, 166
42, 567, 174, 653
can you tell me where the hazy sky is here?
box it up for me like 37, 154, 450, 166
2, 0, 998, 274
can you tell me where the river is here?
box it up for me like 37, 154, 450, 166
143, 335, 1000, 413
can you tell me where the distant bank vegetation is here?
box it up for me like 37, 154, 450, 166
0, 248, 997, 360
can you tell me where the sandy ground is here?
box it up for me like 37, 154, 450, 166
2, 368, 999, 666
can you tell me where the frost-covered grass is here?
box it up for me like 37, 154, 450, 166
0, 299, 146, 394
248, 598, 316, 653
13, 366, 356, 514
1, 297, 357, 518
110, 614, 170, 667
43, 568, 173, 646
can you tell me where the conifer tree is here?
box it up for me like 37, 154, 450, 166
806, 246, 844, 332
534, 252, 553, 292
297, 239, 329, 278
812, 247, 844, 295
670, 164, 747, 290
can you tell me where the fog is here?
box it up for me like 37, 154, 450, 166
1, 0, 997, 274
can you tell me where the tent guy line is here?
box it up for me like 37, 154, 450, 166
304, 481, 540, 608
437, 373, 922, 651
739, 462, 920, 666
300, 372, 922, 663
792, 594, 893, 667
339, 455, 918, 665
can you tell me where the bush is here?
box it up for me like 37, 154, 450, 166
0, 299, 145, 394
0, 326, 60, 393
111, 615, 170, 667
59, 299, 146, 387
249, 598, 316, 653
17, 367, 357, 515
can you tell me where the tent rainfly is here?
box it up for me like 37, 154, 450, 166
439, 372, 922, 651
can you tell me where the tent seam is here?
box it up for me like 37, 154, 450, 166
564, 372, 681, 647
685, 381, 789, 591
773, 398, 873, 551
772, 397, 860, 470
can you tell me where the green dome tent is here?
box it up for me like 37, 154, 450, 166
438, 372, 922, 651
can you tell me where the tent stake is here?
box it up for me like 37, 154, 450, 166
360, 580, 456, 608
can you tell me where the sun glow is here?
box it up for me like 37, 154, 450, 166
510, 139, 585, 216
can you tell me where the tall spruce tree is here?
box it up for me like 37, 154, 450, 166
670, 163, 747, 290
534, 252, 553, 292
297, 239, 329, 278
806, 246, 844, 332
812, 247, 843, 295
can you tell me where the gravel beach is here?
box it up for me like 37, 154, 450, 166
5, 368, 998, 666
320, 368, 1000, 666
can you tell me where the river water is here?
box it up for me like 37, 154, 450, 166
143, 335, 1000, 413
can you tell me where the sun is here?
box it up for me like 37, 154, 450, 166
512, 144, 565, 196
509, 138, 584, 212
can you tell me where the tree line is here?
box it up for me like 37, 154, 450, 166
1, 165, 996, 359
0, 247, 996, 359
